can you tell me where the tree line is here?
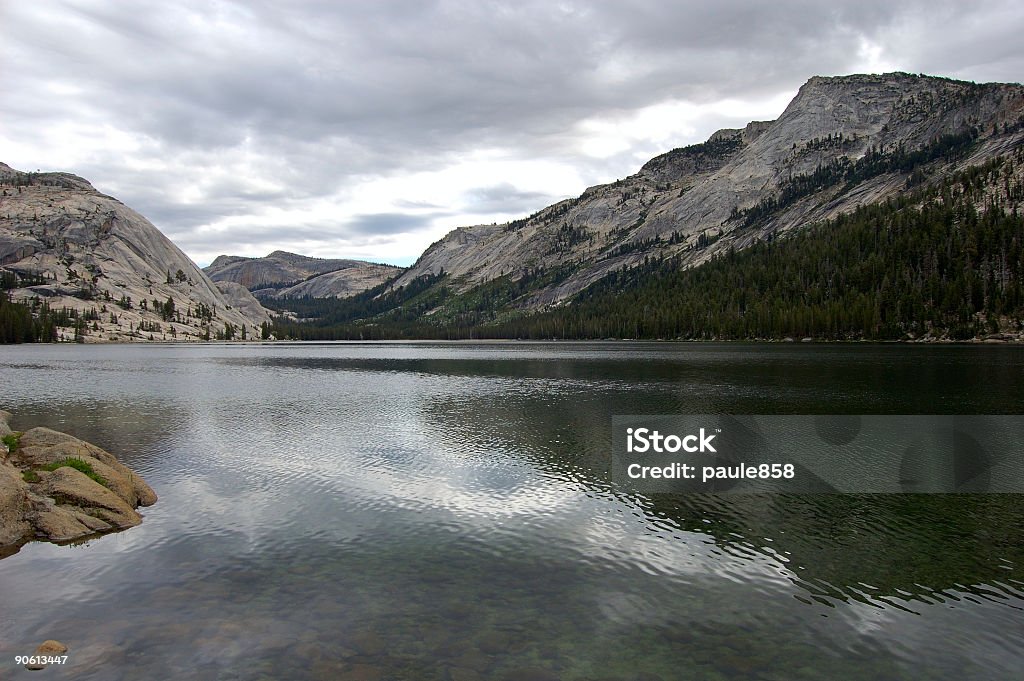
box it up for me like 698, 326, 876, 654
266, 153, 1024, 341
5, 150, 1023, 343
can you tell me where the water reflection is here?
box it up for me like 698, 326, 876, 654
421, 385, 1024, 606
0, 343, 1021, 680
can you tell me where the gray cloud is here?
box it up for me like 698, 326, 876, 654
463, 183, 559, 214
2, 1, 1023, 265
344, 212, 446, 237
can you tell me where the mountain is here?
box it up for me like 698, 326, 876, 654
477, 162, 1024, 341
204, 250, 402, 299
394, 73, 1024, 305
268, 72, 1024, 340
0, 163, 272, 342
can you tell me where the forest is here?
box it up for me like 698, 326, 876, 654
3, 152, 1023, 343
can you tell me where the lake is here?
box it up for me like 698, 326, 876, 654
1, 342, 1022, 680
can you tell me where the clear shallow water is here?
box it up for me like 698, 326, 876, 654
0, 341, 1022, 681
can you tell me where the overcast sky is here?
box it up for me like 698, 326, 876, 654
3, 1, 1023, 267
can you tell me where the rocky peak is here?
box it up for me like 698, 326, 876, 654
207, 254, 248, 269
742, 120, 773, 143
264, 250, 309, 262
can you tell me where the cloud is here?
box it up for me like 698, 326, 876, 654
2, 1, 1023, 266
344, 212, 444, 236
463, 183, 557, 214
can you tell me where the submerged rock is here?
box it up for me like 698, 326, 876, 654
338, 664, 385, 681
0, 412, 157, 555
24, 639, 68, 670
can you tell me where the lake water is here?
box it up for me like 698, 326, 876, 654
1, 342, 1022, 680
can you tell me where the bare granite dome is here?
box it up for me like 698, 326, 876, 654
0, 165, 272, 342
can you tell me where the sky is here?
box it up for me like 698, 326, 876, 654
2, 1, 1024, 268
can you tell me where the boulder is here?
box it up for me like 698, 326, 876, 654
0, 465, 31, 546
0, 415, 156, 556
39, 467, 142, 528
34, 507, 94, 542
18, 427, 157, 508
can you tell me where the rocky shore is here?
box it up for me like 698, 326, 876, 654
0, 411, 156, 555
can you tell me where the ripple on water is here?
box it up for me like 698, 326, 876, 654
2, 343, 1024, 680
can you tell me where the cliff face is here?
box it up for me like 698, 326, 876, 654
395, 73, 1024, 310
0, 164, 272, 341
204, 250, 402, 299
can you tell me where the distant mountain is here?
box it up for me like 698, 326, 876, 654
267, 72, 1024, 340
204, 250, 402, 299
0, 163, 272, 342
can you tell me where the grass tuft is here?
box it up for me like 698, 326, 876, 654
3, 432, 21, 453
40, 457, 108, 487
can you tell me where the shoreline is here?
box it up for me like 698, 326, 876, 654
4, 335, 1024, 346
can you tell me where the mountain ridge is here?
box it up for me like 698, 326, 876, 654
203, 250, 402, 299
390, 73, 1024, 312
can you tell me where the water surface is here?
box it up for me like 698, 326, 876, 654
1, 342, 1022, 680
